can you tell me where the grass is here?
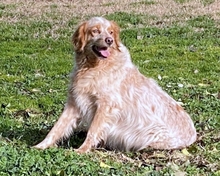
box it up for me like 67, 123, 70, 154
174, 0, 215, 6
0, 0, 220, 175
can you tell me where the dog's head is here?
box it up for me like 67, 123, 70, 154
72, 17, 120, 59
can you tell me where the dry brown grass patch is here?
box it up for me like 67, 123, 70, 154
1, 0, 220, 26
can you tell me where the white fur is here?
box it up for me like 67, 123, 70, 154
34, 17, 197, 153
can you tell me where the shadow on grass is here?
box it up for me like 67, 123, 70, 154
0, 118, 87, 149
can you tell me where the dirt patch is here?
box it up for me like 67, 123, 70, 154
1, 0, 220, 26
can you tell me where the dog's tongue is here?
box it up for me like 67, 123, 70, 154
100, 49, 110, 58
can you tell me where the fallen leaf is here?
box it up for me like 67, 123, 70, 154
158, 75, 162, 80
31, 88, 41, 92
182, 148, 191, 156
194, 69, 199, 74
137, 35, 144, 40
177, 83, 184, 88
198, 83, 209, 87
35, 73, 44, 77
174, 171, 186, 176
143, 60, 150, 64
100, 162, 113, 169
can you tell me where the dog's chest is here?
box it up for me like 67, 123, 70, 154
75, 67, 123, 93
71, 67, 126, 113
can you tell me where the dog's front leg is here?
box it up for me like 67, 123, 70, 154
34, 103, 79, 150
75, 107, 109, 153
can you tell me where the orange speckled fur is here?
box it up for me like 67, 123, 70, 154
34, 17, 197, 153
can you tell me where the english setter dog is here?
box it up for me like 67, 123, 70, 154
34, 17, 197, 153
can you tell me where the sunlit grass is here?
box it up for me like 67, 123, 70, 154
0, 1, 220, 175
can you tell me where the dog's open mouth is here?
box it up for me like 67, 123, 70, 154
92, 45, 110, 58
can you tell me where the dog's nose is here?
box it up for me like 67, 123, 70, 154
105, 37, 113, 45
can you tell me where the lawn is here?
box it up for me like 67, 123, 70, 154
0, 0, 220, 175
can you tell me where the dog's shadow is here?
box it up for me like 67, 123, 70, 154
0, 118, 86, 149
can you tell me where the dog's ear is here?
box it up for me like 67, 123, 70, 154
72, 22, 87, 52
111, 21, 121, 51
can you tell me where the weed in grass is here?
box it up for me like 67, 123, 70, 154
130, 0, 155, 6
105, 12, 145, 28
173, 0, 215, 6
174, 0, 189, 3
201, 0, 215, 6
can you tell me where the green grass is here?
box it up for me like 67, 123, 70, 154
0, 3, 220, 175
130, 0, 155, 6
174, 0, 215, 5
105, 12, 146, 28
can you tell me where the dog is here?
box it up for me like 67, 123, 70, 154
34, 17, 197, 153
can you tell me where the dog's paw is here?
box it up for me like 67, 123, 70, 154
32, 144, 46, 150
74, 147, 91, 154
32, 142, 57, 150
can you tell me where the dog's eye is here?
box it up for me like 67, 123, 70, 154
92, 29, 99, 34
109, 31, 114, 35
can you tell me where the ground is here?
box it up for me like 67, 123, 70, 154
0, 0, 220, 175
